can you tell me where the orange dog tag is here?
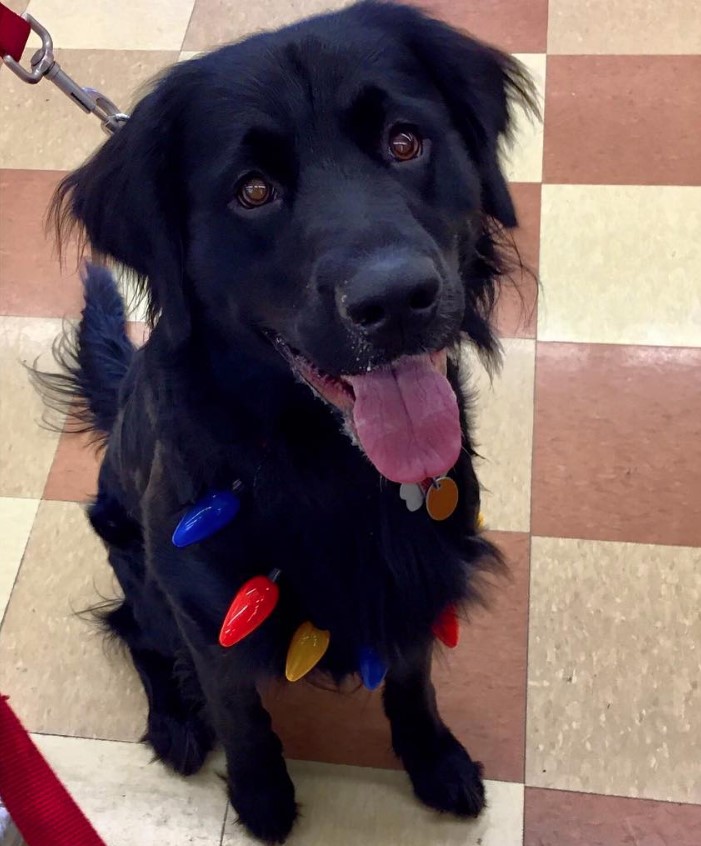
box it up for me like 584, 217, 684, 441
425, 476, 459, 521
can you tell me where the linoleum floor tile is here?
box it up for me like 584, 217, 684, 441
0, 500, 145, 740
0, 49, 178, 170
527, 536, 701, 804
538, 186, 701, 347
544, 56, 701, 186
43, 429, 101, 503
525, 787, 701, 846
464, 339, 535, 533
26, 0, 196, 51
33, 733, 228, 846
412, 0, 548, 53
223, 761, 524, 845
0, 316, 62, 498
531, 343, 701, 547
183, 0, 353, 51
548, 0, 701, 54
0, 497, 38, 625
502, 54, 545, 185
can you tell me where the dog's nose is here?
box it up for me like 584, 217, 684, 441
342, 254, 440, 338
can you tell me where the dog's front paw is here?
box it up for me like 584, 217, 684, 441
229, 768, 298, 844
405, 733, 486, 818
144, 709, 214, 776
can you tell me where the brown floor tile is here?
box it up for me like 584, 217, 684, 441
43, 429, 101, 502
183, 0, 353, 51
0, 500, 145, 740
525, 787, 701, 846
548, 0, 701, 55
544, 56, 701, 186
414, 0, 548, 53
266, 531, 529, 783
495, 183, 540, 339
0, 170, 84, 318
532, 343, 701, 547
527, 537, 701, 804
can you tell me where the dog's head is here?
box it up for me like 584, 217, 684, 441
53, 1, 536, 484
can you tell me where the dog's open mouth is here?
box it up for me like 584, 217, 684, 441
271, 337, 461, 484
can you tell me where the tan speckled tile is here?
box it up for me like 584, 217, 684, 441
0, 497, 38, 625
183, 0, 353, 51
525, 787, 701, 846
548, 0, 701, 54
539, 186, 701, 347
223, 761, 524, 845
26, 0, 196, 50
527, 536, 701, 804
501, 54, 545, 185
0, 49, 178, 170
0, 500, 145, 740
33, 734, 228, 846
0, 317, 62, 498
463, 339, 534, 533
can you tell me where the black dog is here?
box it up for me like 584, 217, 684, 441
40, 2, 535, 841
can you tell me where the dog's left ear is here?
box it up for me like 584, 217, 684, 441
364, 3, 538, 227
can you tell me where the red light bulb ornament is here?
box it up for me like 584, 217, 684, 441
432, 605, 459, 648
219, 569, 281, 648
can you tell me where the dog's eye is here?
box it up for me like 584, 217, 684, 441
236, 175, 276, 209
388, 126, 423, 162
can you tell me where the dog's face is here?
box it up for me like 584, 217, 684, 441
56, 2, 535, 483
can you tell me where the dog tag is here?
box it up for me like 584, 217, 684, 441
425, 477, 459, 521
399, 482, 425, 512
286, 621, 330, 682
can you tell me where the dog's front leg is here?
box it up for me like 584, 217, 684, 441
383, 642, 486, 818
196, 661, 297, 843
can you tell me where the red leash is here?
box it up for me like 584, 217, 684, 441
0, 695, 108, 846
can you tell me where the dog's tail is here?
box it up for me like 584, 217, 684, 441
32, 264, 135, 443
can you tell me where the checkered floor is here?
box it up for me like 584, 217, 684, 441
1, 1, 700, 844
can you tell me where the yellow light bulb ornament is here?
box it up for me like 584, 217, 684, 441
285, 621, 330, 682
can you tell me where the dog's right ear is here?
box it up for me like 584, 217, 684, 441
51, 65, 192, 342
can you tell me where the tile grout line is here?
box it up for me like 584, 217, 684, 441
219, 805, 229, 846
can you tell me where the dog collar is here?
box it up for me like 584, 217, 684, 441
171, 475, 477, 687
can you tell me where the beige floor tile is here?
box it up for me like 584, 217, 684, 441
548, 0, 701, 55
183, 0, 353, 51
223, 761, 524, 845
462, 339, 534, 533
0, 500, 145, 740
33, 733, 228, 846
502, 54, 545, 184
0, 49, 178, 170
527, 536, 701, 804
539, 186, 701, 347
26, 0, 196, 50
0, 317, 62, 498
0, 497, 39, 624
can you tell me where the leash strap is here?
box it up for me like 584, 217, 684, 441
0, 1, 128, 134
0, 695, 107, 846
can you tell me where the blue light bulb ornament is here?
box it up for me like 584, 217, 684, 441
172, 487, 242, 548
358, 646, 387, 691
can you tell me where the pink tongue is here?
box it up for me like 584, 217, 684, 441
347, 355, 461, 484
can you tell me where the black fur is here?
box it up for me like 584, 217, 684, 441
37, 3, 536, 842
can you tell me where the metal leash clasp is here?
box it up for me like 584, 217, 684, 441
2, 13, 129, 134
